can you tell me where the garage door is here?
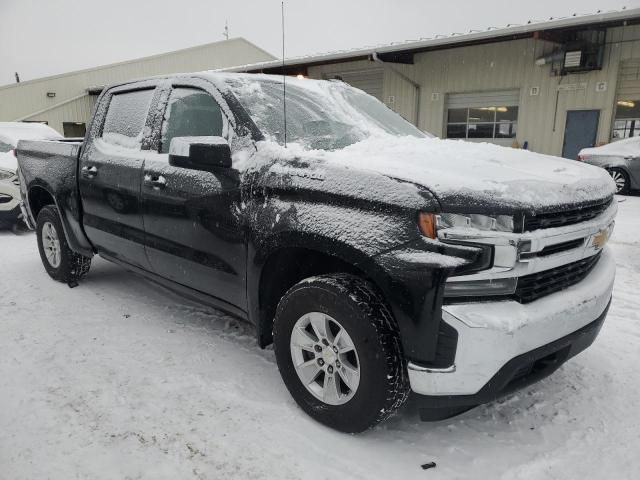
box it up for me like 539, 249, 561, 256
445, 89, 520, 144
325, 68, 384, 101
447, 90, 520, 109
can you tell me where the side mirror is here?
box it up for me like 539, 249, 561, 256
169, 136, 232, 171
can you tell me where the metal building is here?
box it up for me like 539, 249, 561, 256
0, 38, 274, 136
236, 8, 640, 158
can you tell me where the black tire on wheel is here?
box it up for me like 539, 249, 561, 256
608, 168, 630, 195
273, 274, 410, 433
36, 205, 91, 283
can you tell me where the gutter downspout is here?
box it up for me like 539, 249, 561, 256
371, 52, 421, 127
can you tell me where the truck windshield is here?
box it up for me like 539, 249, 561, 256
224, 76, 428, 150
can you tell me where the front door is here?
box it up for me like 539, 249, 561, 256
562, 110, 600, 159
79, 87, 156, 269
141, 86, 246, 310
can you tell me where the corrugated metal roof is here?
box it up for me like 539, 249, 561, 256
225, 7, 640, 73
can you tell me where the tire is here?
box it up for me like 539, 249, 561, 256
608, 168, 630, 195
273, 274, 410, 433
36, 205, 91, 283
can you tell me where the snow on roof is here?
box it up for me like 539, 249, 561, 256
224, 7, 640, 73
580, 136, 640, 157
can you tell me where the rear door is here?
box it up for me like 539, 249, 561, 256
141, 83, 246, 310
79, 85, 158, 269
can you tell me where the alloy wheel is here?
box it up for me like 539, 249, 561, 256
289, 312, 360, 405
42, 221, 61, 268
610, 170, 627, 193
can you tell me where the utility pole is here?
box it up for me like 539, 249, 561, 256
223, 20, 229, 40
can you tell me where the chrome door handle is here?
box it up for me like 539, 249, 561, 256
81, 165, 98, 178
144, 174, 167, 189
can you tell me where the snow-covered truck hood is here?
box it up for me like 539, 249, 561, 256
304, 136, 616, 213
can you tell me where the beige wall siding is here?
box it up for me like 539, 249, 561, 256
0, 38, 274, 134
312, 24, 640, 157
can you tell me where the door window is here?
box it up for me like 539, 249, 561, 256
101, 89, 154, 149
160, 88, 224, 153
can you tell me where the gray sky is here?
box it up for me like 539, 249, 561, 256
1, 0, 638, 86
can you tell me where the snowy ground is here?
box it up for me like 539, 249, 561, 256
1, 198, 639, 480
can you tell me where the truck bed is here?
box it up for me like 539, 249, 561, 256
17, 138, 93, 256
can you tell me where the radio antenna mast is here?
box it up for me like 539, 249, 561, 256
281, 1, 287, 147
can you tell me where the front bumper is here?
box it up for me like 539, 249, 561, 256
408, 246, 615, 400
0, 179, 21, 225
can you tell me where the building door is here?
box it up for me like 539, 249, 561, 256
63, 122, 86, 138
562, 110, 599, 159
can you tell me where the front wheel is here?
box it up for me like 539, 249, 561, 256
608, 168, 630, 195
36, 205, 91, 283
273, 274, 410, 433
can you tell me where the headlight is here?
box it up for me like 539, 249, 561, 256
418, 212, 514, 239
418, 212, 517, 298
437, 213, 514, 232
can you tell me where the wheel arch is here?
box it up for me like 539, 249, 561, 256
249, 235, 396, 348
27, 183, 94, 257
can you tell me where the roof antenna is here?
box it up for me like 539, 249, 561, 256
281, 1, 287, 148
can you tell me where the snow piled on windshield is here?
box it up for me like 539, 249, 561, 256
220, 73, 425, 150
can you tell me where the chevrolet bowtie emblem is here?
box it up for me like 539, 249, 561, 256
592, 228, 610, 249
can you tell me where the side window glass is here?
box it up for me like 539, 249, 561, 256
160, 88, 224, 153
101, 89, 154, 149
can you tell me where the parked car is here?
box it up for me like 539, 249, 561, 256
0, 122, 62, 228
578, 136, 640, 194
16, 73, 617, 433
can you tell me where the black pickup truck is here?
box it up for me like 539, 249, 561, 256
17, 72, 617, 433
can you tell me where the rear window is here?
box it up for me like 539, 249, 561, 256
102, 89, 154, 149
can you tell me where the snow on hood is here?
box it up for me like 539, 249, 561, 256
0, 122, 62, 147
579, 136, 640, 158
247, 136, 615, 213
0, 152, 18, 173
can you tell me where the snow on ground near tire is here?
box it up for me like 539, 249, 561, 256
1, 199, 640, 480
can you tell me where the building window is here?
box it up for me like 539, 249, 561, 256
447, 106, 518, 140
613, 100, 640, 139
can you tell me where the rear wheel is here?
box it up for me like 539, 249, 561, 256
36, 205, 91, 283
608, 168, 630, 195
273, 274, 410, 433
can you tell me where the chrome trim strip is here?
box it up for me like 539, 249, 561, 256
408, 362, 456, 374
